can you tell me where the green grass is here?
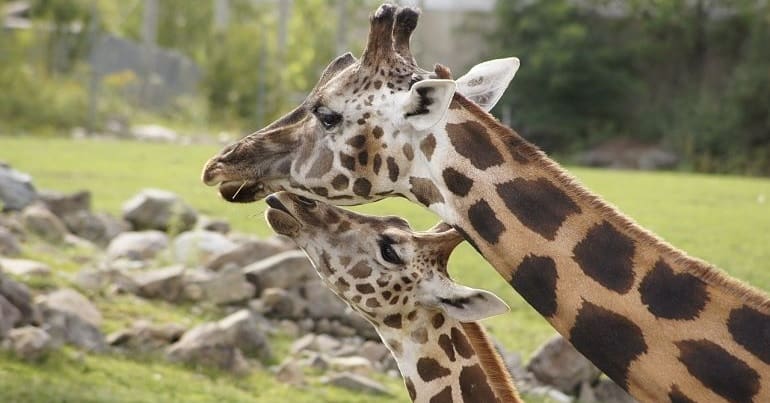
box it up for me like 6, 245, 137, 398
1, 136, 769, 402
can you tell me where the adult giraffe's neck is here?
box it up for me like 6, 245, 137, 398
377, 310, 521, 403
412, 94, 770, 402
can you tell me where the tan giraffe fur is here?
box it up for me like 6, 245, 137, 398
263, 192, 521, 403
203, 4, 770, 402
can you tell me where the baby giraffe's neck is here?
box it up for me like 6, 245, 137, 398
377, 309, 521, 403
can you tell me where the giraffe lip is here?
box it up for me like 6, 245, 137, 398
218, 181, 270, 203
265, 197, 300, 237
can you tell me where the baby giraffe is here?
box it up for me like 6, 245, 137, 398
265, 191, 521, 403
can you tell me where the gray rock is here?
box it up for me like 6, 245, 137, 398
328, 356, 373, 374
275, 358, 306, 385
0, 227, 21, 256
4, 326, 53, 360
322, 372, 391, 396
107, 230, 169, 261
0, 163, 37, 211
21, 204, 69, 243
206, 237, 295, 271
107, 320, 186, 351
525, 386, 574, 403
0, 293, 21, 337
36, 290, 105, 351
302, 279, 349, 319
0, 258, 50, 277
593, 379, 638, 403
260, 287, 302, 319
0, 273, 39, 326
341, 310, 378, 340
73, 267, 138, 293
131, 265, 186, 301
62, 211, 129, 245
359, 341, 390, 367
196, 266, 254, 305
166, 310, 270, 373
196, 216, 231, 234
38, 190, 91, 218
122, 189, 197, 232
243, 250, 315, 294
173, 230, 236, 266
131, 124, 179, 143
37, 288, 102, 327
527, 335, 601, 394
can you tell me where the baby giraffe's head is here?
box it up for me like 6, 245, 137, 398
264, 191, 508, 332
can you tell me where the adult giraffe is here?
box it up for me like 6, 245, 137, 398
203, 4, 770, 402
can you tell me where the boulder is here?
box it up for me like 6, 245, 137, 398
166, 310, 270, 373
527, 335, 601, 394
0, 258, 51, 277
195, 266, 255, 305
359, 341, 391, 367
328, 356, 373, 374
275, 358, 306, 385
0, 293, 21, 337
592, 379, 638, 403
321, 372, 391, 396
0, 227, 21, 256
260, 287, 303, 319
206, 237, 295, 271
195, 216, 231, 234
341, 310, 379, 340
36, 289, 105, 351
172, 230, 237, 266
21, 204, 69, 243
122, 189, 197, 232
0, 163, 37, 211
0, 273, 39, 326
4, 326, 53, 360
131, 124, 179, 143
131, 265, 186, 301
243, 250, 316, 294
107, 230, 169, 261
38, 190, 91, 218
62, 211, 129, 245
302, 279, 349, 319
107, 320, 186, 351
37, 288, 102, 327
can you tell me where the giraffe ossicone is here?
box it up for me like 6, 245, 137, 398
264, 191, 521, 403
204, 3, 770, 402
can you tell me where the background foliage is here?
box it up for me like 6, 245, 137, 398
490, 0, 770, 175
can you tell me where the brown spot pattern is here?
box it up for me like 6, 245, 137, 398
420, 134, 436, 161
429, 386, 453, 403
451, 327, 474, 359
438, 333, 456, 362
496, 178, 581, 240
417, 357, 451, 382
510, 255, 559, 317
384, 313, 402, 328
432, 313, 445, 329
446, 121, 504, 170
677, 339, 759, 403
331, 174, 349, 190
402, 143, 414, 161
639, 259, 709, 320
386, 157, 399, 182
405, 377, 416, 401
467, 199, 505, 245
442, 167, 473, 196
353, 178, 372, 197
349, 261, 372, 278
355, 283, 375, 294
459, 364, 496, 402
409, 177, 445, 206
573, 221, 636, 294
339, 152, 356, 171
373, 154, 382, 174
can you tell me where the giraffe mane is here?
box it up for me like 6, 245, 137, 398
460, 321, 521, 401
451, 91, 770, 315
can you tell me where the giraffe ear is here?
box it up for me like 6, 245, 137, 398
403, 79, 456, 131
419, 277, 509, 322
456, 57, 520, 112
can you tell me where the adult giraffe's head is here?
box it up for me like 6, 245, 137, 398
202, 4, 519, 205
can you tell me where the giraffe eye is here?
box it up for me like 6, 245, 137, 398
314, 106, 342, 130
379, 236, 403, 265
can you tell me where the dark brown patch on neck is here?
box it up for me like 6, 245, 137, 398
459, 364, 497, 403
416, 357, 451, 382
442, 167, 474, 197
446, 121, 504, 170
420, 134, 436, 161
510, 254, 559, 317
669, 385, 696, 403
496, 177, 581, 240
727, 305, 770, 365
429, 385, 453, 403
573, 221, 636, 294
467, 199, 505, 245
638, 259, 709, 320
676, 339, 759, 403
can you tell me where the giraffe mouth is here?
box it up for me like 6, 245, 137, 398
265, 195, 301, 237
218, 180, 272, 203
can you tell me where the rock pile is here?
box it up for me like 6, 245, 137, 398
0, 162, 636, 401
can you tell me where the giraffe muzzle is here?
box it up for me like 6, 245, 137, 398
265, 194, 300, 237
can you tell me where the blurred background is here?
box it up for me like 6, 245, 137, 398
2, 0, 769, 174
0, 1, 769, 403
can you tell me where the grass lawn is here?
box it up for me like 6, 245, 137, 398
1, 136, 769, 402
